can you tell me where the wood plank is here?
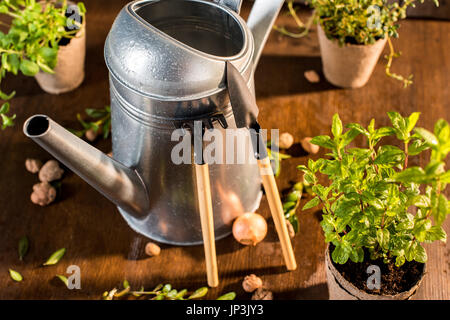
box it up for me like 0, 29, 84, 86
0, 1, 448, 299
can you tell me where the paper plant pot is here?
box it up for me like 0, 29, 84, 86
35, 19, 86, 94
325, 245, 425, 300
317, 24, 387, 88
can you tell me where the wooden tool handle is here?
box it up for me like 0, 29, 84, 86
195, 163, 219, 287
258, 157, 297, 271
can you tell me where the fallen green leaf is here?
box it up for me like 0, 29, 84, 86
18, 236, 29, 261
217, 292, 236, 300
56, 275, 69, 287
43, 248, 66, 266
9, 269, 23, 282
187, 287, 208, 299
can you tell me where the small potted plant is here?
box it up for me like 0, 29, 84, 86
275, 0, 439, 88
0, 0, 86, 129
298, 112, 449, 299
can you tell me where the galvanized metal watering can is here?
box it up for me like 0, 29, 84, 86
24, 0, 285, 245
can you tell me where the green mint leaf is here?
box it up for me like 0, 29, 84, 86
410, 195, 431, 208
414, 128, 438, 147
19, 59, 40, 76
395, 255, 406, 267
331, 243, 351, 264
374, 145, 404, 165
387, 111, 408, 140
414, 244, 427, 263
440, 170, 450, 183
372, 127, 396, 140
394, 167, 428, 184
302, 197, 320, 210
43, 248, 66, 266
425, 226, 446, 243
310, 135, 335, 150
331, 113, 343, 138
349, 247, 364, 263
340, 128, 360, 148
434, 119, 449, 144
408, 138, 430, 156
406, 112, 421, 133
433, 193, 449, 226
346, 123, 369, 137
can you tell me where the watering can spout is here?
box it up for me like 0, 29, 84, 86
23, 115, 149, 217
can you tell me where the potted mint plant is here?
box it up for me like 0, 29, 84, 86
0, 0, 86, 129
275, 0, 439, 88
298, 112, 449, 299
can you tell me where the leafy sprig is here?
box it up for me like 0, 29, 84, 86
69, 106, 111, 139
102, 281, 236, 300
267, 141, 291, 177
275, 0, 438, 87
0, 0, 86, 129
283, 182, 303, 233
299, 112, 449, 266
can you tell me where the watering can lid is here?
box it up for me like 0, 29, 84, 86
104, 0, 254, 101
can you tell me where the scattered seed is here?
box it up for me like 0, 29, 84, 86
145, 242, 161, 257
85, 128, 98, 142
39, 160, 64, 182
30, 182, 57, 206
278, 132, 294, 149
25, 158, 42, 174
251, 287, 273, 300
304, 70, 320, 83
242, 274, 263, 292
301, 137, 320, 154
286, 220, 295, 239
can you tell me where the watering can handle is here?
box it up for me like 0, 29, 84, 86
213, 0, 242, 13
214, 0, 285, 67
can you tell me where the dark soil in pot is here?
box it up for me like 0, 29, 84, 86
329, 244, 425, 296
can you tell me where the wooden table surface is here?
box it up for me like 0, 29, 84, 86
0, 1, 448, 300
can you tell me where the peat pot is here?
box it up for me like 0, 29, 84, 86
317, 24, 387, 88
325, 245, 426, 300
35, 2, 86, 94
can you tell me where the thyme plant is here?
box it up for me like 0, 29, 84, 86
0, 0, 86, 129
299, 112, 449, 266
275, 0, 439, 87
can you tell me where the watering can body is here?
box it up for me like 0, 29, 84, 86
24, 0, 284, 245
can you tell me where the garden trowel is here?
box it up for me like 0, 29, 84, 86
226, 61, 297, 271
